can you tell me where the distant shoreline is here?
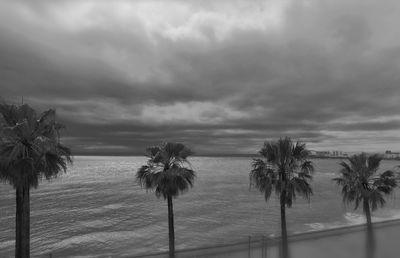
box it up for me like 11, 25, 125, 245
308, 155, 400, 161
71, 154, 400, 161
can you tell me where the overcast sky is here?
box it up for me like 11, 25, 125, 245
1, 0, 400, 155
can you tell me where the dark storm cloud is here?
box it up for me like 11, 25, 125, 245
60, 117, 327, 155
1, 0, 400, 154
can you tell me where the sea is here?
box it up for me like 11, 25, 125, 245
1, 156, 400, 257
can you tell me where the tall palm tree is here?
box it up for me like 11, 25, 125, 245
333, 153, 397, 258
136, 142, 195, 258
0, 103, 72, 258
250, 137, 314, 258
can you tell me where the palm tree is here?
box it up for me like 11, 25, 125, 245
136, 142, 195, 258
333, 153, 397, 258
249, 137, 314, 258
0, 103, 72, 258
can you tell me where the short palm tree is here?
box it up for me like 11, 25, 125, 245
136, 142, 195, 258
250, 137, 314, 258
0, 103, 72, 258
333, 153, 397, 258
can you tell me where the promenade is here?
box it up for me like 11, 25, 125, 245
132, 219, 400, 258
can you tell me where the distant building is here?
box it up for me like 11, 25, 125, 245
315, 151, 330, 157
309, 150, 317, 155
384, 150, 400, 159
309, 150, 349, 158
332, 151, 341, 157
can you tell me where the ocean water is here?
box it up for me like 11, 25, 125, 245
0, 156, 400, 257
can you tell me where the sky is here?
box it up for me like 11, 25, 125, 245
1, 0, 400, 156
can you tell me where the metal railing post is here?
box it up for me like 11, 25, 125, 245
248, 236, 251, 258
261, 236, 264, 258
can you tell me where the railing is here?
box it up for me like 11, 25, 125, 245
129, 235, 280, 258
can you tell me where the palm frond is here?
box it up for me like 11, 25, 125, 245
250, 158, 276, 202
367, 154, 382, 173
339, 161, 353, 176
372, 170, 397, 194
292, 141, 307, 160
369, 190, 386, 211
300, 160, 314, 174
137, 165, 158, 189
286, 176, 313, 207
154, 167, 195, 199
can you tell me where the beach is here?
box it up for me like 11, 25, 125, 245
134, 219, 400, 258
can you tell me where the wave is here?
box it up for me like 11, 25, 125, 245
304, 210, 400, 232
304, 221, 343, 231
0, 240, 14, 249
315, 172, 337, 177
344, 212, 366, 225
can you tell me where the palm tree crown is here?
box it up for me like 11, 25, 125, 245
333, 153, 397, 212
0, 103, 72, 188
137, 142, 195, 198
250, 137, 314, 206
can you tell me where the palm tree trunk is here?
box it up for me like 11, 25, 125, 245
280, 191, 289, 258
16, 187, 22, 258
167, 196, 175, 258
16, 184, 30, 258
364, 199, 375, 258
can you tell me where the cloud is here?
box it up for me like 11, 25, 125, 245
1, 0, 400, 154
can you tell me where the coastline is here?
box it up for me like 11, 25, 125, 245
130, 218, 400, 258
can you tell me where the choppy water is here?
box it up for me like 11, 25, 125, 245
1, 156, 400, 257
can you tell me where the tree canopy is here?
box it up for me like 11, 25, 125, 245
0, 103, 72, 189
137, 142, 195, 199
